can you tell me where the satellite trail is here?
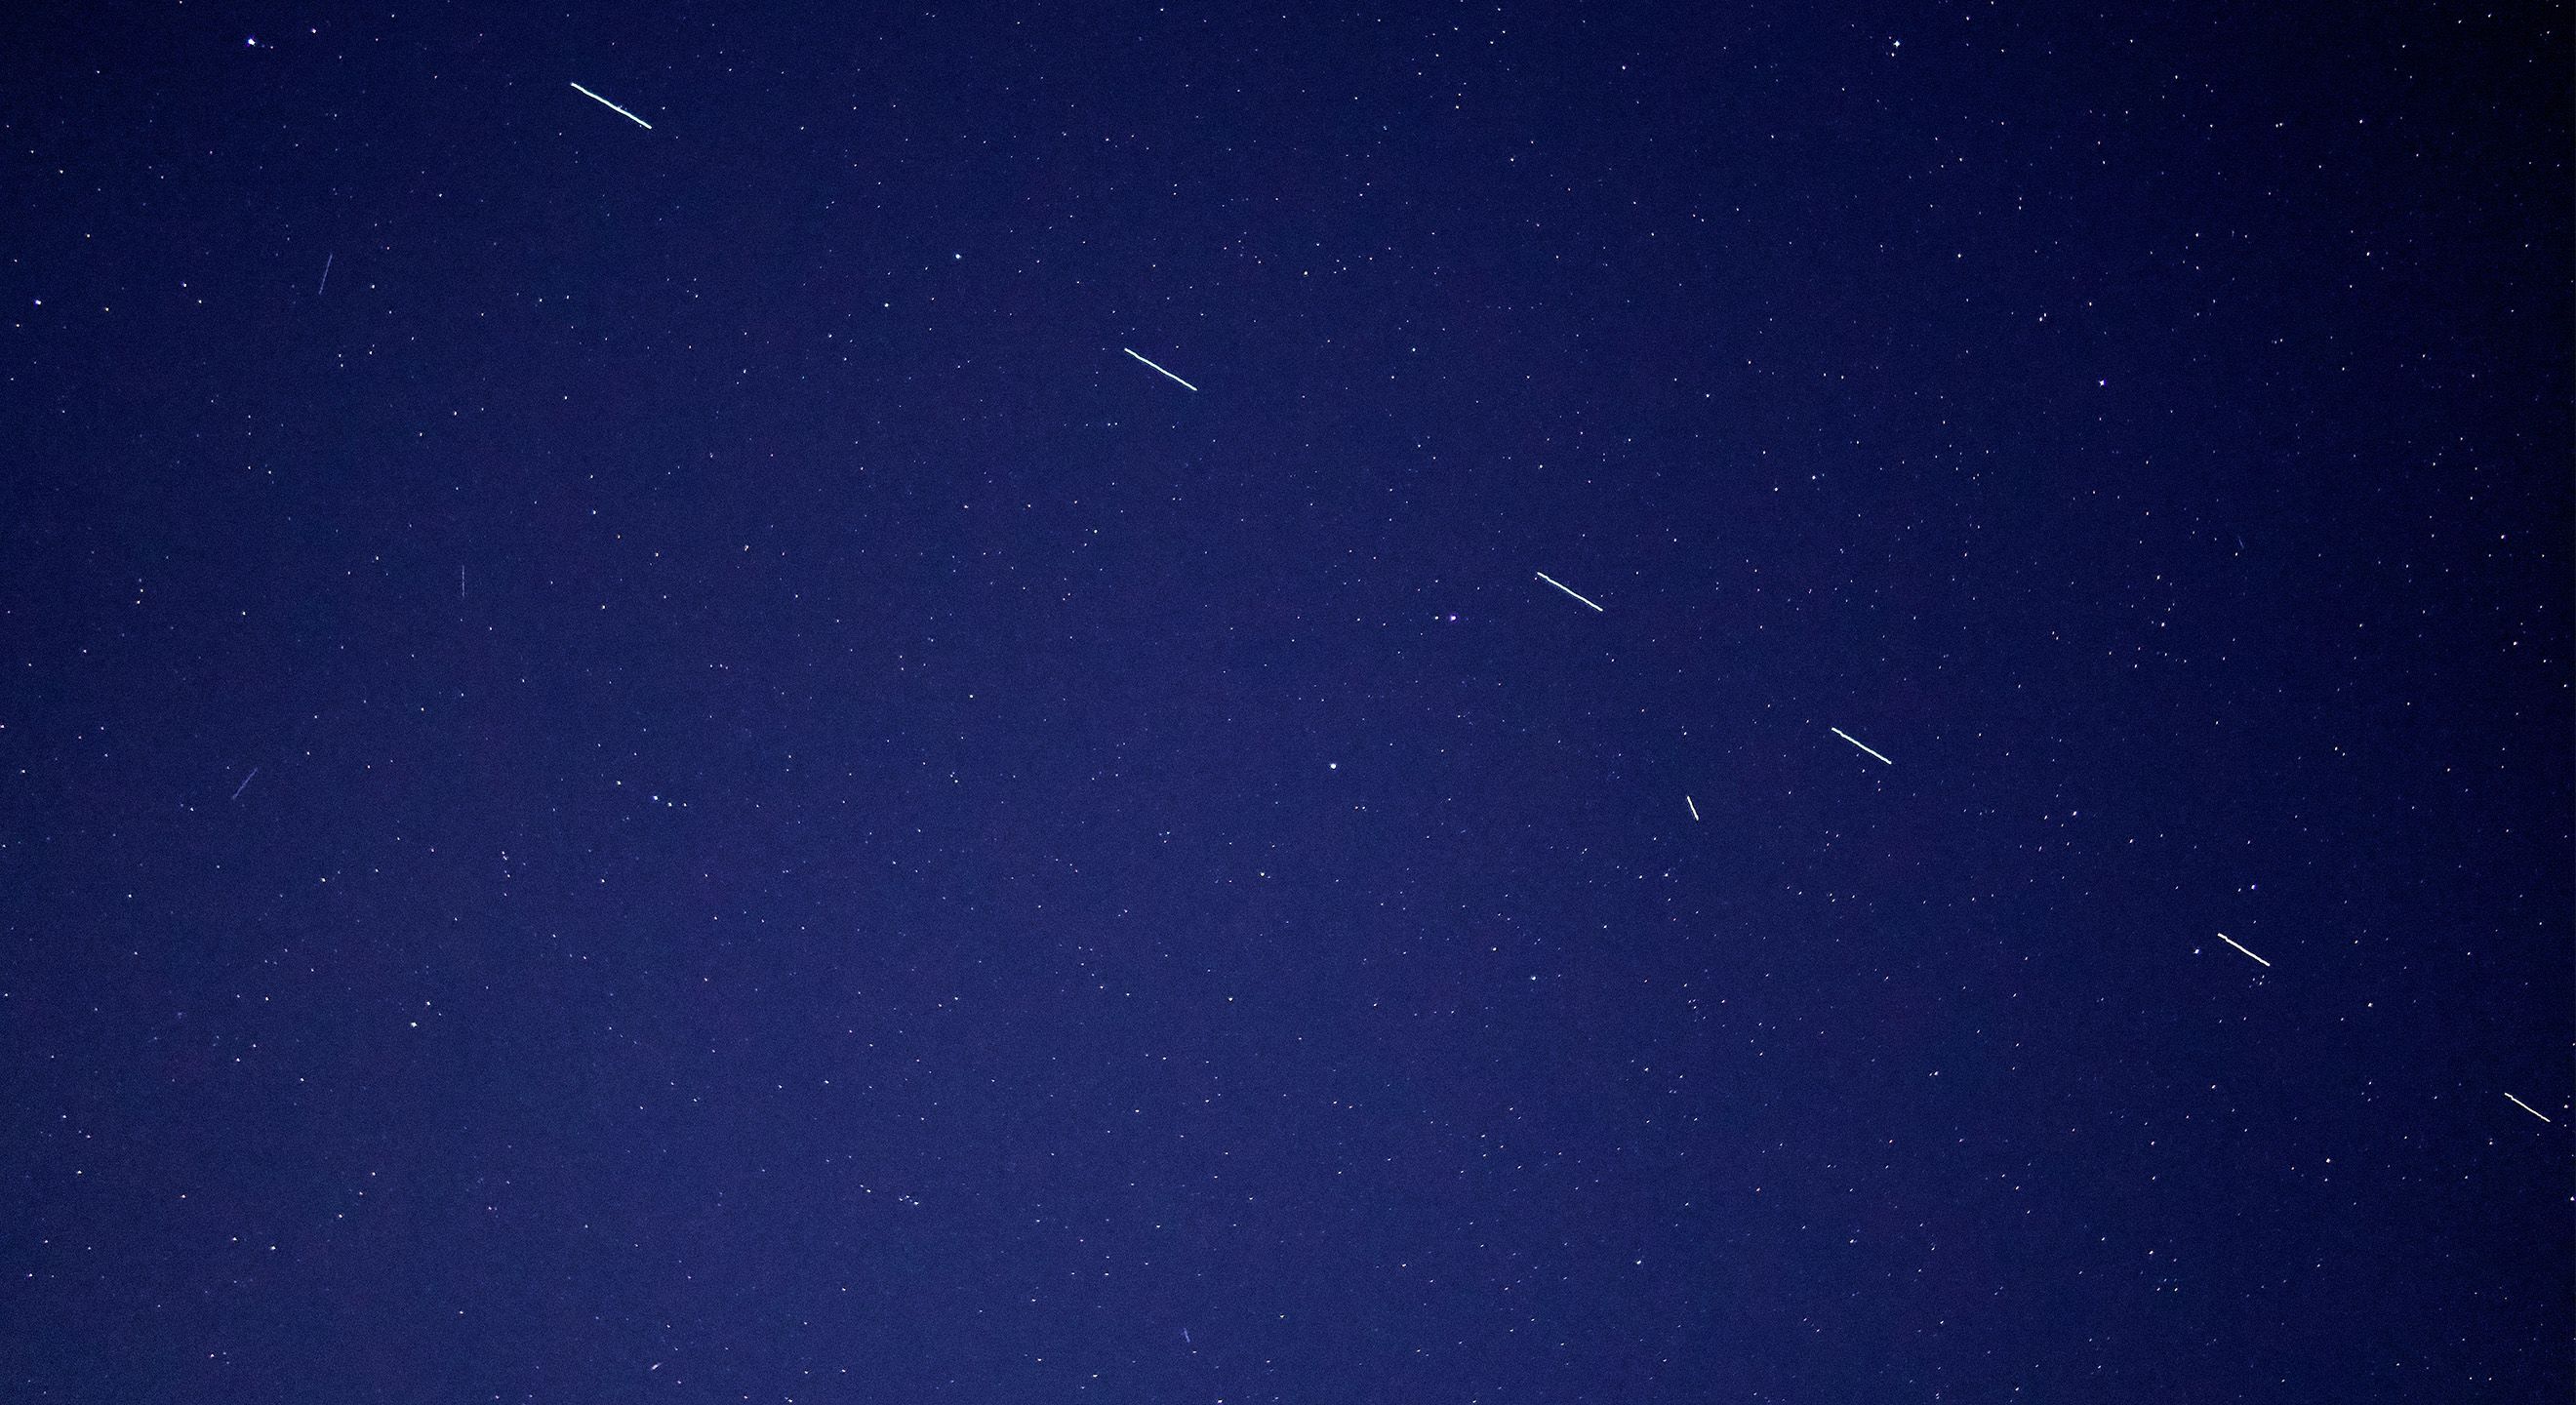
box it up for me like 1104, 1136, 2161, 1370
1533, 571, 1603, 612
570, 82, 653, 130
1122, 346, 1198, 391
2214, 932, 2271, 967
1830, 727, 1892, 765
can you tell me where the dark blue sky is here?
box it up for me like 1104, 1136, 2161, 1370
4, 3, 2567, 1399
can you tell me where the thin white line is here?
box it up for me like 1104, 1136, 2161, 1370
1533, 571, 1603, 612
1685, 795, 1699, 822
2214, 932, 2271, 967
1830, 727, 1892, 765
2504, 1093, 2553, 1124
1122, 347, 1198, 391
570, 82, 654, 130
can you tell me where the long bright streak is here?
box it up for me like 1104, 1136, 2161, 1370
570, 82, 654, 130
1123, 347, 1198, 391
2214, 932, 2271, 967
1533, 571, 1603, 612
1685, 796, 1700, 822
1830, 727, 1892, 765
2504, 1093, 2554, 1124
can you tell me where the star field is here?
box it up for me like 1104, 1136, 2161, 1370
2, 4, 2567, 1400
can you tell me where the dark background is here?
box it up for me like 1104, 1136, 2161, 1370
3, 3, 2567, 1399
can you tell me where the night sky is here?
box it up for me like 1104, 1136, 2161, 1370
4, 3, 2569, 1400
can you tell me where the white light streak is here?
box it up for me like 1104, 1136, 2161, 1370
570, 82, 653, 130
1685, 795, 1700, 822
2504, 1093, 2553, 1124
1830, 727, 1892, 765
2214, 932, 2270, 967
1533, 571, 1603, 612
1122, 347, 1198, 391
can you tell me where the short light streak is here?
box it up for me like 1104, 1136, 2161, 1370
1122, 347, 1198, 391
570, 82, 653, 130
2214, 932, 2271, 967
1533, 571, 1603, 612
2503, 1093, 2553, 1124
1830, 727, 1892, 765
